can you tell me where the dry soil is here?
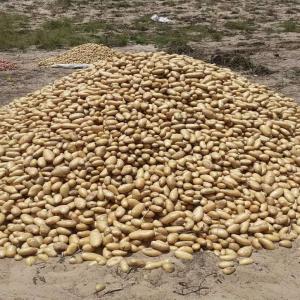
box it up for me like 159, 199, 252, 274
0, 241, 299, 300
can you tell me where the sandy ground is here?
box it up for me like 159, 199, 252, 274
0, 51, 73, 106
0, 240, 299, 300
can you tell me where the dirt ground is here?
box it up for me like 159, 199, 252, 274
0, 1, 300, 299
0, 240, 299, 300
0, 51, 73, 106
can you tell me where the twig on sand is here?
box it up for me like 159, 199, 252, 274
174, 280, 209, 296
173, 272, 216, 296
102, 287, 123, 296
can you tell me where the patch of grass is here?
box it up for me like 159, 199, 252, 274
286, 8, 300, 14
165, 40, 195, 55
31, 18, 90, 49
146, 25, 190, 47
128, 15, 185, 46
211, 52, 272, 75
42, 18, 73, 31
33, 24, 87, 49
77, 21, 114, 33
0, 12, 29, 30
0, 13, 120, 50
280, 20, 300, 32
186, 25, 223, 41
277, 0, 298, 3
35, 18, 128, 49
195, 0, 221, 7
224, 20, 256, 32
130, 15, 223, 46
0, 11, 226, 50
118, 1, 132, 8
108, 0, 132, 8
53, 0, 73, 9
132, 15, 154, 31
130, 33, 149, 44
162, 0, 177, 6
266, 8, 276, 16
0, 12, 32, 50
152, 32, 187, 47
99, 33, 129, 47
264, 27, 276, 34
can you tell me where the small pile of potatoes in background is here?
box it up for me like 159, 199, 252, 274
38, 43, 118, 67
1, 51, 300, 276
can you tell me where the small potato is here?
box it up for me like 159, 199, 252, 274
90, 230, 102, 248
129, 230, 155, 241
239, 258, 254, 265
175, 250, 193, 260
151, 241, 170, 253
18, 248, 37, 257
222, 267, 236, 275
259, 238, 275, 250
119, 259, 130, 273
279, 240, 292, 248
142, 248, 162, 257
162, 262, 175, 273
127, 258, 145, 268
82, 253, 106, 265
144, 261, 163, 270
220, 253, 237, 261
218, 261, 235, 268
95, 283, 106, 292
25, 256, 36, 266
106, 256, 123, 267
237, 246, 253, 258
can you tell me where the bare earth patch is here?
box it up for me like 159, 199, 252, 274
0, 50, 73, 106
0, 240, 299, 300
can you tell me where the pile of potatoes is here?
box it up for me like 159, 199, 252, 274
1, 51, 300, 275
38, 43, 118, 67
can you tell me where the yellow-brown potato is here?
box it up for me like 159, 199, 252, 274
0, 50, 299, 277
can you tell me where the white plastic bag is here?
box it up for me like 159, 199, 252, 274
51, 64, 92, 69
151, 14, 174, 24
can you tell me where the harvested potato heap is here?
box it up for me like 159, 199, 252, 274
1, 52, 300, 275
38, 43, 117, 67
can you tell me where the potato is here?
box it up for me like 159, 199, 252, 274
0, 50, 299, 277
175, 250, 193, 260
95, 283, 106, 293
239, 258, 254, 265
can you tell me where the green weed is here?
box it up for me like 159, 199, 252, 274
53, 0, 73, 9
0, 12, 32, 49
186, 25, 223, 41
225, 20, 256, 32
98, 33, 129, 47
280, 20, 300, 32
211, 52, 272, 75
78, 21, 114, 33
0, 13, 119, 49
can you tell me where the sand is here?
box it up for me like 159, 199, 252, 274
0, 240, 299, 300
